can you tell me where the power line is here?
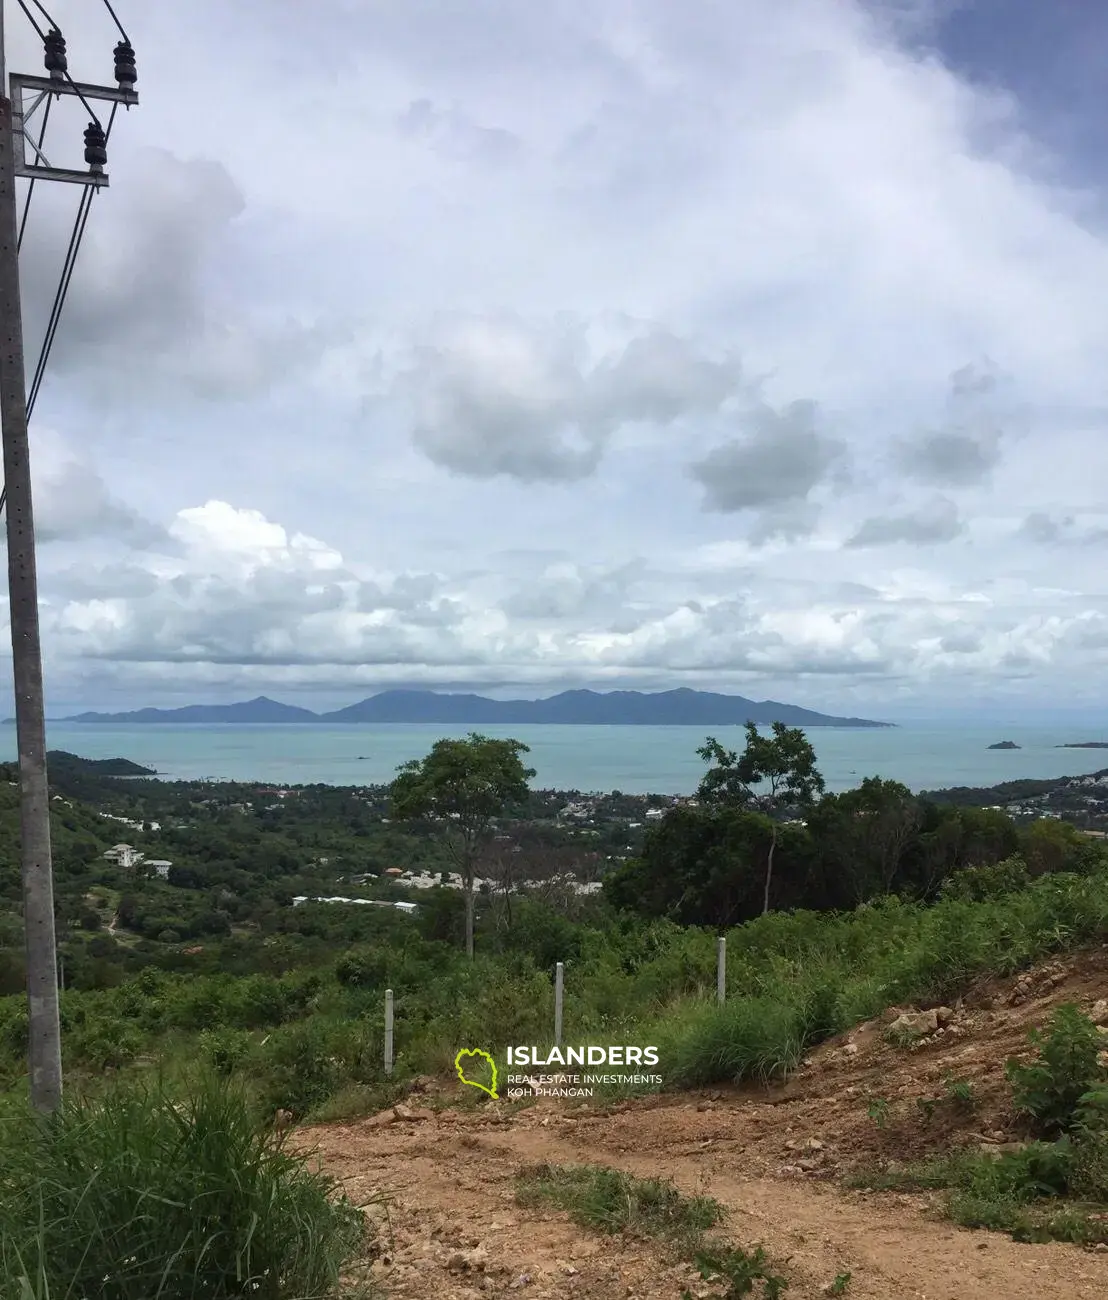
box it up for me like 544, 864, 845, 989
0, 21, 134, 518
14, 1, 46, 41
0, 4, 140, 1113
101, 0, 131, 42
14, 3, 102, 127
27, 104, 116, 422
16, 92, 51, 251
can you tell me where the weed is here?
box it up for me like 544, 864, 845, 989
515, 1162, 721, 1250
517, 1163, 788, 1296
1006, 1004, 1108, 1135
685, 1243, 789, 1298
866, 1097, 890, 1128
827, 1274, 852, 1296
941, 1074, 977, 1108
0, 1074, 370, 1298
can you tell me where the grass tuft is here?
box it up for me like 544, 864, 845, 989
515, 1162, 788, 1297
0, 1074, 372, 1299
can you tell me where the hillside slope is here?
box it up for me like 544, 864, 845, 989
301, 951, 1108, 1299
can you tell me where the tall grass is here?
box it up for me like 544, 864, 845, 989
0, 1077, 370, 1299
4, 864, 1108, 1111
652, 870, 1108, 1090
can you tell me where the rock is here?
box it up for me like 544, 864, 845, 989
448, 1246, 489, 1272
1090, 999, 1108, 1026
391, 1102, 434, 1122
842, 1042, 859, 1057
887, 1009, 939, 1039
935, 1006, 956, 1026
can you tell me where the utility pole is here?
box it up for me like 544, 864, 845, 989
0, 0, 61, 1114
0, 3, 137, 1113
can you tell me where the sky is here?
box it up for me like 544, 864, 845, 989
2, 0, 1108, 722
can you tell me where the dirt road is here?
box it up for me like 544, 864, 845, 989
299, 959, 1108, 1298
301, 1099, 1108, 1300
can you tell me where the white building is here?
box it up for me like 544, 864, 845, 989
103, 843, 142, 870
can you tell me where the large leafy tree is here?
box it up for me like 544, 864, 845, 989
389, 733, 535, 958
697, 722, 825, 915
807, 778, 922, 905
603, 804, 814, 926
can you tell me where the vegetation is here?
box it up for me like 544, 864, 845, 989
0, 1075, 370, 1298
516, 1163, 787, 1298
852, 1004, 1108, 1244
696, 723, 825, 914
388, 732, 535, 957
2, 735, 1108, 1289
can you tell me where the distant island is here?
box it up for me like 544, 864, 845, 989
988, 741, 1021, 750
46, 751, 157, 776
1056, 742, 1108, 749
46, 689, 894, 728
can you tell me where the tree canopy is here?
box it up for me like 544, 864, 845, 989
389, 733, 535, 957
696, 723, 825, 914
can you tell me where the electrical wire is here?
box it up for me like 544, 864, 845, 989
1, 7, 132, 518
17, 95, 52, 252
14, 0, 46, 40
100, 0, 130, 42
25, 0, 56, 27
27, 101, 118, 422
0, 101, 119, 516
14, 1, 103, 128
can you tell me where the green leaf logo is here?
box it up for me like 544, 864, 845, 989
454, 1047, 498, 1098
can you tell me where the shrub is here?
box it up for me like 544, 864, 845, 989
940, 856, 1029, 903
658, 997, 804, 1087
0, 1076, 370, 1298
1006, 1004, 1108, 1135
199, 1026, 253, 1077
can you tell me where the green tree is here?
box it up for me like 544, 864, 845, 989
807, 778, 921, 904
389, 733, 535, 958
697, 722, 825, 915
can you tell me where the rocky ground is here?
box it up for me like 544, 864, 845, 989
296, 951, 1108, 1299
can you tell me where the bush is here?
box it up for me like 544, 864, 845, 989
199, 1026, 253, 1077
0, 1077, 370, 1298
658, 997, 804, 1087
1006, 1004, 1108, 1135
940, 856, 1030, 903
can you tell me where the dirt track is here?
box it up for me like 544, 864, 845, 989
299, 954, 1108, 1299
302, 1100, 1107, 1299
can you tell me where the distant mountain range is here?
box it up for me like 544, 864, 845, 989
47, 689, 894, 728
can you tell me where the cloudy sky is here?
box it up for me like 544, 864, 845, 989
3, 0, 1108, 721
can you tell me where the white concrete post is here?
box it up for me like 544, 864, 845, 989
717, 937, 726, 1004
554, 962, 564, 1046
384, 988, 394, 1076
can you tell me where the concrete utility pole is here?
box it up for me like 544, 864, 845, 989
0, 0, 61, 1114
0, 2, 137, 1113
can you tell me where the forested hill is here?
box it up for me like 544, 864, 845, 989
56, 688, 892, 727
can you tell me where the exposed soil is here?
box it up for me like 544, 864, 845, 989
297, 950, 1108, 1299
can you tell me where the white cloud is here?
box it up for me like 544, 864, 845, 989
0, 0, 1106, 714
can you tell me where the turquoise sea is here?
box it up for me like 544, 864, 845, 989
3, 722, 1108, 795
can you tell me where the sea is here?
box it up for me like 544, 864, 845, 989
3, 722, 1108, 795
